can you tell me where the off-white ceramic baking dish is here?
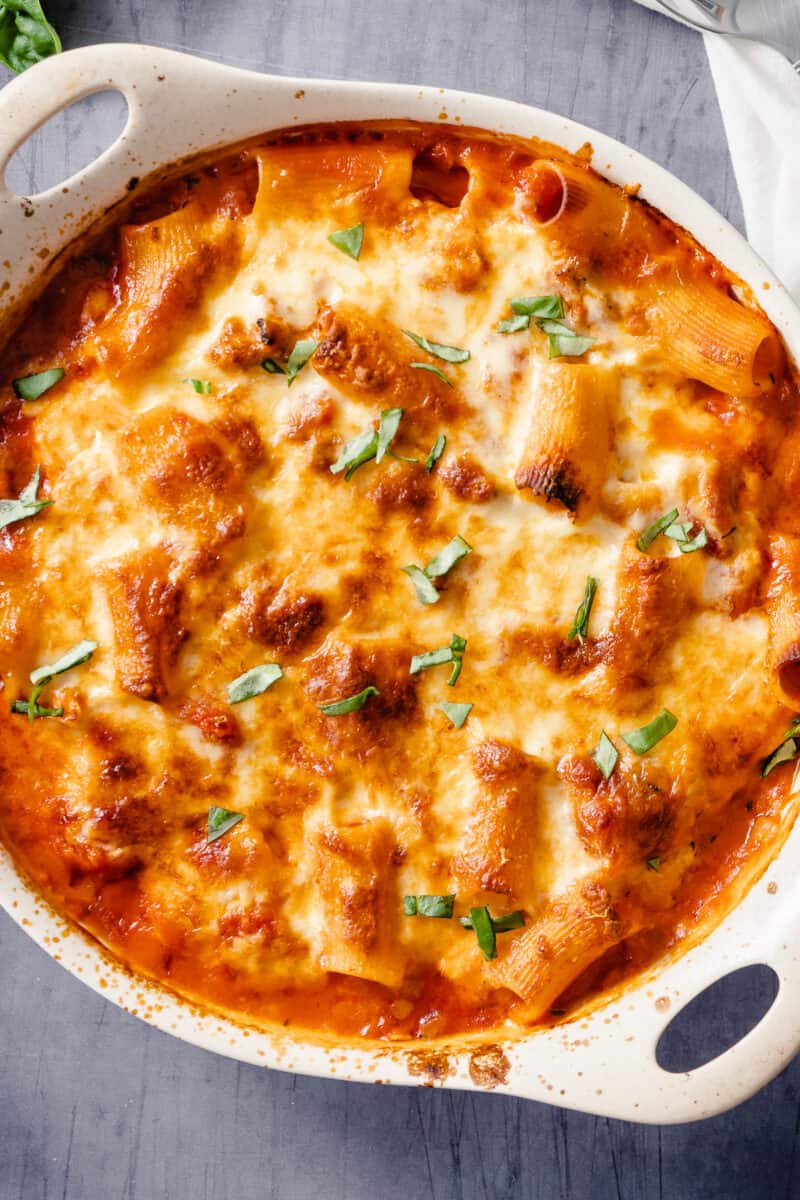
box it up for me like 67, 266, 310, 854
1, 43, 799, 1124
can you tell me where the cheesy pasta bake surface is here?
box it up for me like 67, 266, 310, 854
0, 122, 798, 1043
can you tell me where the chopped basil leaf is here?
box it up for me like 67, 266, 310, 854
663, 518, 708, 555
424, 534, 472, 580
410, 634, 466, 686
497, 314, 531, 334
547, 331, 595, 359
409, 362, 452, 387
468, 905, 497, 960
29, 639, 97, 686
664, 521, 693, 542
568, 575, 598, 643
460, 909, 524, 934
0, 466, 52, 531
509, 295, 565, 319
10, 698, 63, 719
404, 894, 455, 919
330, 427, 379, 480
328, 222, 364, 260
621, 708, 678, 755
0, 0, 61, 73
592, 730, 619, 780
261, 358, 286, 375
403, 330, 470, 364
207, 806, 244, 844
375, 407, 404, 464
762, 726, 800, 778
402, 564, 440, 605
646, 856, 661, 872
286, 337, 318, 385
318, 686, 379, 716
228, 663, 283, 704
425, 433, 446, 472
439, 701, 472, 729
185, 378, 212, 394
636, 508, 680, 553
679, 528, 709, 555
410, 645, 454, 673
13, 367, 64, 401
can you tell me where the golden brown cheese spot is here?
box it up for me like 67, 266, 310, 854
559, 754, 675, 864
282, 395, 336, 442
305, 637, 419, 759
208, 315, 269, 370
106, 547, 186, 701
178, 696, 242, 746
211, 413, 266, 470
440, 453, 495, 502
119, 406, 245, 547
241, 576, 326, 655
366, 459, 433, 513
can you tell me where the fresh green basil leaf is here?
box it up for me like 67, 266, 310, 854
646, 856, 661, 872
547, 332, 595, 359
328, 222, 364, 260
509, 294, 565, 319
13, 366, 64, 400
621, 708, 678, 755
10, 697, 63, 719
286, 337, 318, 385
0, 465, 52, 530
228, 663, 283, 704
468, 905, 497, 960
568, 575, 598, 643
636, 508, 680, 553
185, 378, 212, 394
409, 646, 454, 674
375, 407, 404, 464
403, 330, 470, 364
330, 427, 379, 479
762, 734, 800, 778
402, 564, 440, 605
497, 314, 531, 334
424, 534, 472, 580
0, 1, 61, 74
318, 686, 379, 716
29, 639, 97, 686
678, 528, 709, 555
410, 634, 466, 683
664, 522, 693, 542
439, 701, 472, 729
460, 909, 524, 934
404, 894, 455, 919
409, 362, 452, 387
592, 730, 619, 780
425, 433, 446, 472
207, 806, 244, 844
261, 358, 286, 375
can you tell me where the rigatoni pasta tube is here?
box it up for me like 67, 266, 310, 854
767, 534, 800, 707
311, 820, 404, 988
515, 363, 617, 517
487, 880, 628, 1018
647, 279, 783, 398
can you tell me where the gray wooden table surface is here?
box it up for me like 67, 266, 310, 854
1, 1, 798, 1197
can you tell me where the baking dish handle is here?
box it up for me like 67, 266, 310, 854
0, 43, 280, 287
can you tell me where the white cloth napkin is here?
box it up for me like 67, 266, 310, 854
634, 0, 800, 301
